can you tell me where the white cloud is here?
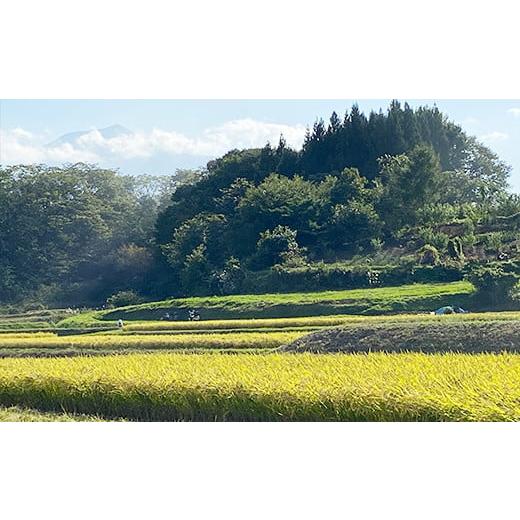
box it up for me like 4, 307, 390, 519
11, 127, 34, 139
479, 131, 509, 144
0, 119, 307, 166
0, 129, 100, 164
201, 119, 306, 152
507, 108, 520, 117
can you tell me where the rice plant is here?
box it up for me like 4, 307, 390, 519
0, 352, 519, 421
0, 331, 303, 356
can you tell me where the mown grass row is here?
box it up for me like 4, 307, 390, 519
0, 352, 519, 421
283, 320, 520, 353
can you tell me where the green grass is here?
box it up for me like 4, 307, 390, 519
58, 281, 475, 327
56, 311, 112, 330
0, 321, 53, 331
0, 308, 80, 331
0, 352, 519, 421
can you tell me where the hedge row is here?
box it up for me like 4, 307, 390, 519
243, 264, 463, 293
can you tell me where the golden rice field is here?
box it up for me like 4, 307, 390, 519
119, 311, 520, 332
0, 331, 303, 357
122, 315, 354, 331
0, 332, 57, 339
0, 352, 519, 421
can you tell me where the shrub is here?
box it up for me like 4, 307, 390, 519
447, 237, 464, 262
252, 226, 306, 269
418, 245, 440, 266
180, 244, 212, 295
460, 233, 476, 248
242, 262, 464, 293
418, 228, 449, 252
106, 290, 145, 308
466, 263, 520, 306
481, 232, 505, 257
210, 257, 245, 295
461, 218, 475, 235
370, 238, 384, 252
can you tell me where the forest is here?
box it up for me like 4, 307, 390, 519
1, 101, 519, 308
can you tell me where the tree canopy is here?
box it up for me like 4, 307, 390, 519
154, 102, 513, 296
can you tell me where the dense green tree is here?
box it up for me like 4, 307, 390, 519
180, 244, 212, 295
328, 200, 381, 250
161, 213, 228, 272
459, 137, 511, 198
377, 145, 441, 233
467, 263, 520, 306
328, 168, 375, 205
234, 174, 327, 253
0, 164, 172, 304
252, 226, 306, 269
215, 178, 255, 216
209, 257, 245, 295
157, 102, 510, 255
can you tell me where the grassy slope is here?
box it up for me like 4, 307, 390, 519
0, 352, 519, 421
58, 281, 475, 327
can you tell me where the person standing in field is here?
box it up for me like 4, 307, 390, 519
117, 319, 124, 330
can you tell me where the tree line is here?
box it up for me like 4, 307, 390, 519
0, 102, 517, 307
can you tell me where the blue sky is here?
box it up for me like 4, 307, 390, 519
1, 100, 520, 191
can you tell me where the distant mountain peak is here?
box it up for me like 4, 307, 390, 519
47, 124, 132, 147
98, 124, 132, 138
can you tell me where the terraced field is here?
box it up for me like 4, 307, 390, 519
0, 308, 78, 331
2, 310, 520, 358
57, 281, 476, 328
1, 281, 519, 422
98, 310, 520, 332
0, 331, 302, 357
